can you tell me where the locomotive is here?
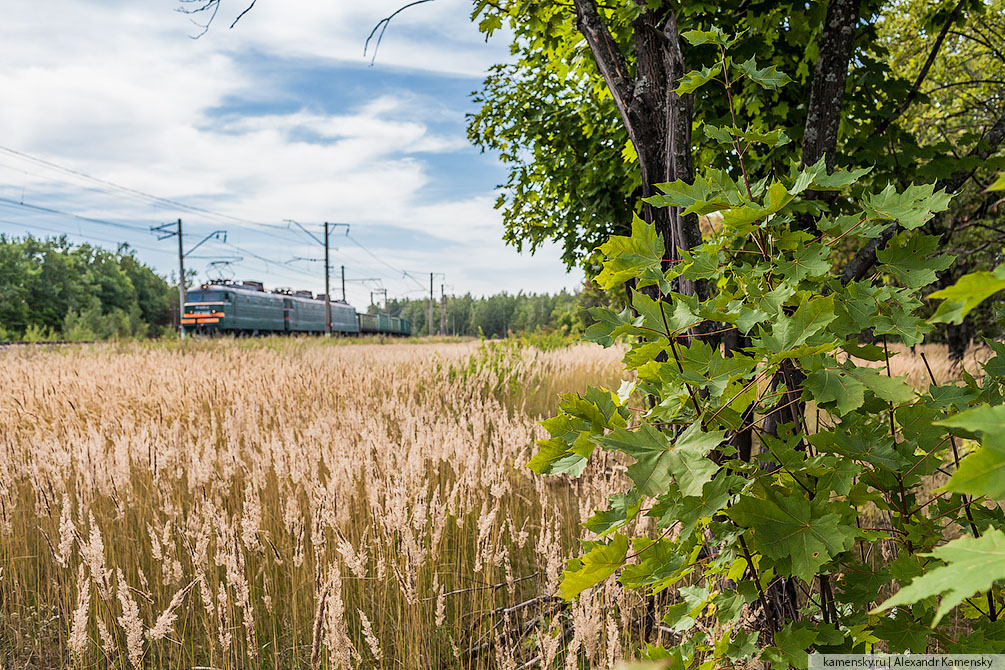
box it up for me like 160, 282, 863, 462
181, 281, 411, 336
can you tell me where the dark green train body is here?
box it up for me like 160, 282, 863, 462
182, 282, 410, 337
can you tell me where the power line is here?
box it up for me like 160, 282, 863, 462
0, 196, 151, 233
345, 232, 427, 291
0, 145, 308, 245
0, 218, 171, 256
0, 146, 443, 301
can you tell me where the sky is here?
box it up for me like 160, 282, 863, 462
0, 0, 581, 309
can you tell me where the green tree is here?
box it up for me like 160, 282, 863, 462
0, 235, 174, 340
470, 0, 1004, 289
526, 40, 1005, 662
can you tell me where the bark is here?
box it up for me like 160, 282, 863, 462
765, 0, 863, 629
572, 0, 704, 296
800, 0, 862, 170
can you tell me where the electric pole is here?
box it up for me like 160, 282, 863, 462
285, 220, 349, 336
324, 223, 331, 336
370, 288, 387, 310
440, 284, 446, 336
429, 272, 434, 337
151, 219, 225, 340
176, 219, 185, 340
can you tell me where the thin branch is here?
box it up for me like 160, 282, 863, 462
176, 0, 256, 38
871, 0, 967, 137
364, 0, 437, 66
229, 0, 257, 28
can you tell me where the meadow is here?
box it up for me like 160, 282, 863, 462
0, 338, 982, 669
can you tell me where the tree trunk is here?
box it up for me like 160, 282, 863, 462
573, 0, 703, 296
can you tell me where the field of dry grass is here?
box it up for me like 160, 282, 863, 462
0, 337, 982, 669
0, 338, 651, 669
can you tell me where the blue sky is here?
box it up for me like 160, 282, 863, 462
0, 1, 580, 308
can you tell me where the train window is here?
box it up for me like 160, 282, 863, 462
185, 291, 229, 302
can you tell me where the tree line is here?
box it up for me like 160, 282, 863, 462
377, 289, 592, 338
0, 235, 175, 340
0, 234, 607, 341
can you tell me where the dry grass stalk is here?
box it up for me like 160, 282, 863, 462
0, 337, 980, 668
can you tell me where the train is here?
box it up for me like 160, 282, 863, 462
181, 281, 411, 336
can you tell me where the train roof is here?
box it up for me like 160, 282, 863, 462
189, 283, 356, 310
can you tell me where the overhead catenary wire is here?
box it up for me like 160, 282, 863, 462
0, 196, 151, 233
0, 145, 313, 246
0, 217, 170, 256
345, 232, 427, 291
0, 145, 437, 304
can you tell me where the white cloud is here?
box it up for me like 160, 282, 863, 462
0, 1, 577, 302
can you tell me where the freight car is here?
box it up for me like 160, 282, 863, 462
181, 281, 411, 336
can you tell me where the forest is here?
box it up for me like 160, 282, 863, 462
0, 236, 175, 340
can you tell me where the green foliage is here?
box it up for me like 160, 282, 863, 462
929, 264, 1005, 324
0, 236, 172, 340
525, 39, 1005, 666
874, 530, 1005, 626
383, 288, 587, 339
470, 0, 1005, 277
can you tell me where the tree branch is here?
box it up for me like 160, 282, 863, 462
572, 0, 635, 123
871, 0, 967, 137
841, 107, 1005, 284
175, 0, 256, 38
364, 0, 437, 66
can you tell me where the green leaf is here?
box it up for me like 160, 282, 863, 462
585, 306, 644, 347
619, 537, 687, 594
776, 243, 830, 283
841, 340, 887, 361
585, 491, 643, 537
651, 475, 740, 541
863, 183, 953, 230
721, 181, 795, 228
804, 368, 866, 416
595, 214, 664, 290
789, 158, 872, 195
938, 405, 1005, 498
873, 529, 1005, 626
737, 126, 791, 148
526, 437, 587, 476
754, 295, 836, 354
986, 173, 1005, 191
559, 533, 629, 599
876, 233, 954, 288
810, 421, 905, 471
873, 611, 931, 652
763, 622, 817, 670
929, 264, 1005, 325
944, 440, 1005, 499
598, 422, 725, 497
681, 28, 728, 46
728, 491, 858, 582
651, 170, 745, 216
676, 66, 718, 94
938, 404, 1005, 436
703, 124, 736, 145
848, 367, 915, 405
735, 57, 792, 90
